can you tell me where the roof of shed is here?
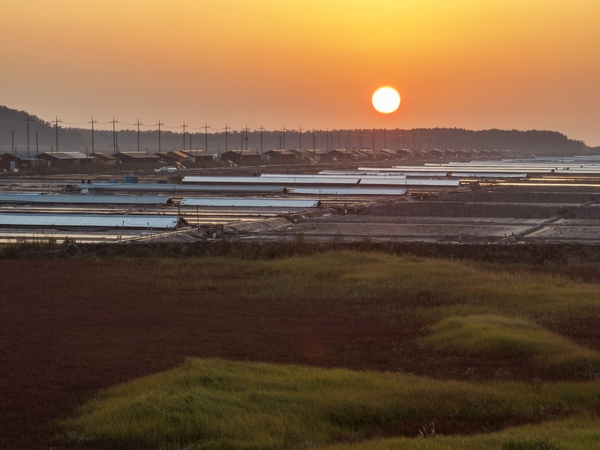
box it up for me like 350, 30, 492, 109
117, 152, 160, 159
0, 214, 181, 229
289, 187, 407, 196
0, 153, 39, 161
183, 176, 360, 186
92, 152, 118, 160
179, 198, 319, 208
39, 152, 91, 160
79, 183, 285, 194
0, 194, 171, 206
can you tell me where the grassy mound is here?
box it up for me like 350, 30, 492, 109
48, 252, 600, 449
330, 415, 600, 449
419, 315, 600, 376
61, 358, 600, 450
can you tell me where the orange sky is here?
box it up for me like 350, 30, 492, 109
2, 0, 599, 144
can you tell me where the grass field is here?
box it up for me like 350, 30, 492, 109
62, 358, 600, 450
3, 250, 600, 448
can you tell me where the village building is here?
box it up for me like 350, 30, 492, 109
352, 149, 375, 160
192, 152, 216, 162
156, 150, 197, 164
305, 149, 330, 162
36, 152, 93, 166
0, 153, 43, 171
380, 149, 401, 159
263, 149, 299, 161
115, 152, 160, 163
288, 149, 310, 160
220, 150, 261, 163
329, 148, 358, 161
91, 152, 118, 165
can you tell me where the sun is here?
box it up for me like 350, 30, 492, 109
372, 87, 401, 114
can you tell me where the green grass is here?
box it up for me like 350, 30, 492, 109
62, 358, 600, 450
418, 315, 600, 374
222, 251, 600, 329
58, 251, 600, 449
324, 415, 600, 450
137, 253, 600, 378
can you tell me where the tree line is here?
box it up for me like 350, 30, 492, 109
0, 105, 589, 155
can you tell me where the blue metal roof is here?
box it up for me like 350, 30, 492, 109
183, 176, 361, 185
0, 194, 171, 205
0, 214, 180, 229
180, 198, 319, 208
289, 188, 407, 196
79, 183, 285, 194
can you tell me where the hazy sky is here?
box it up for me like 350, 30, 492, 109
2, 1, 599, 144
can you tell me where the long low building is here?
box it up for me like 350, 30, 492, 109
77, 183, 285, 194
0, 214, 185, 230
289, 187, 407, 196
183, 176, 361, 186
0, 194, 172, 206
179, 198, 320, 208
182, 175, 459, 187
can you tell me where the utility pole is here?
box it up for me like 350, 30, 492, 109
298, 126, 302, 151
156, 120, 164, 153
89, 117, 97, 154
372, 129, 375, 153
112, 117, 118, 155
137, 119, 142, 153
224, 124, 230, 153
55, 116, 62, 154
204, 123, 209, 156
312, 128, 315, 150
23, 114, 34, 157
182, 121, 187, 150
282, 126, 286, 149
244, 125, 249, 151
330, 130, 333, 152
259, 125, 264, 154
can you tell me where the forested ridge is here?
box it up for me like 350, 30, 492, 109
0, 105, 590, 155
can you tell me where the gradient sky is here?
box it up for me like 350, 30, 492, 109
2, 0, 599, 144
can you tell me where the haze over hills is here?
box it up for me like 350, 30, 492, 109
0, 105, 591, 156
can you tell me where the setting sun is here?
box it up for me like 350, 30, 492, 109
372, 87, 401, 114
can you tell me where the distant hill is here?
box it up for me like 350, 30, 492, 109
0, 105, 589, 156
